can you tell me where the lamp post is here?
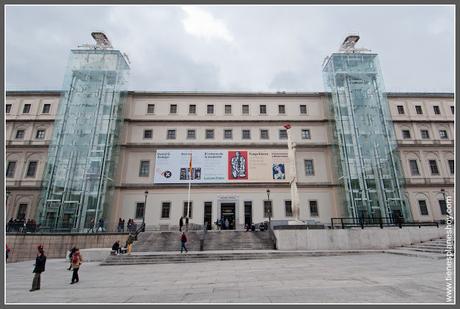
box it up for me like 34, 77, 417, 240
266, 189, 271, 228
142, 190, 148, 231
441, 188, 447, 219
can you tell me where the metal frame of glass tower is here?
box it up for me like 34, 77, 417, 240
38, 47, 129, 232
323, 46, 412, 221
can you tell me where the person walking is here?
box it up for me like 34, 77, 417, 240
225, 218, 229, 230
179, 216, 184, 232
30, 245, 46, 292
126, 234, 135, 255
70, 248, 83, 284
67, 246, 77, 270
180, 232, 188, 253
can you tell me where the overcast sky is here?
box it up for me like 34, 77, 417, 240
5, 5, 455, 92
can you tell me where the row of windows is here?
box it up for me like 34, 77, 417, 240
397, 104, 454, 115
418, 199, 448, 216
6, 161, 38, 178
408, 159, 454, 176
145, 103, 309, 115
138, 159, 316, 177
401, 129, 449, 140
144, 128, 311, 140
6, 103, 51, 114
12, 129, 47, 140
134, 200, 320, 220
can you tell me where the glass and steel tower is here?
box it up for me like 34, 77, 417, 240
323, 35, 411, 221
38, 33, 130, 231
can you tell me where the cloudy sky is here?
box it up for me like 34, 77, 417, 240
6, 5, 454, 92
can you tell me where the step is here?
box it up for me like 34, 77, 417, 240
385, 249, 445, 260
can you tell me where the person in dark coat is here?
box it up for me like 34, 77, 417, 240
179, 216, 184, 232
185, 217, 189, 231
112, 240, 121, 255
30, 245, 46, 292
180, 232, 188, 253
70, 248, 83, 284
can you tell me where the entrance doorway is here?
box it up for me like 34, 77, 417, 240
204, 202, 212, 230
220, 203, 235, 230
244, 201, 252, 227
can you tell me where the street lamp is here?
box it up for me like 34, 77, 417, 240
266, 189, 271, 229
142, 190, 148, 231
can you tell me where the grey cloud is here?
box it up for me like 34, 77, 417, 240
6, 5, 454, 92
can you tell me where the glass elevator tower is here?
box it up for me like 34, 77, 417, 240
322, 35, 411, 221
38, 33, 129, 231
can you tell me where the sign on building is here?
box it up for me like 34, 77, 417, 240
154, 149, 290, 184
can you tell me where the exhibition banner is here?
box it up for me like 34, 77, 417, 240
154, 149, 290, 184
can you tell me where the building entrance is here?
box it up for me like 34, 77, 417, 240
220, 203, 236, 230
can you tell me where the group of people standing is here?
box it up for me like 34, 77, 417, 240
215, 218, 232, 230
29, 245, 83, 292
7, 218, 39, 233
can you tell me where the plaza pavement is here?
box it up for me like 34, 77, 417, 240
6, 253, 448, 304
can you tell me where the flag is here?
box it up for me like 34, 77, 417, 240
189, 153, 193, 179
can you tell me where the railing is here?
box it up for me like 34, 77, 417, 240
6, 222, 135, 235
331, 217, 439, 229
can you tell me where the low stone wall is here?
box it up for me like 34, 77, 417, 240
274, 226, 446, 250
6, 233, 129, 263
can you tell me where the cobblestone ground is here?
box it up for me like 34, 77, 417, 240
6, 253, 448, 304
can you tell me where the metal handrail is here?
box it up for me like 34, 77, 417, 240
331, 217, 439, 229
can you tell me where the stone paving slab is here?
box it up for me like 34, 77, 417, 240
6, 253, 450, 304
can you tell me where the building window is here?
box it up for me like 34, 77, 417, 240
402, 130, 411, 139
225, 105, 232, 114
242, 105, 249, 115
439, 130, 448, 139
260, 129, 269, 140
300, 105, 307, 114
135, 202, 145, 219
242, 129, 251, 140
17, 204, 28, 220
143, 129, 153, 139
224, 129, 233, 139
170, 104, 177, 114
183, 201, 192, 218
421, 130, 430, 139
448, 160, 454, 174
187, 129, 196, 139
139, 160, 150, 177
397, 105, 405, 114
6, 104, 12, 113
207, 104, 214, 114
415, 105, 423, 115
23, 104, 31, 113
189, 104, 196, 114
167, 129, 176, 140
279, 129, 287, 140
147, 104, 155, 114
304, 160, 314, 176
26, 161, 38, 177
418, 200, 429, 216
285, 200, 293, 217
409, 160, 420, 176
309, 201, 319, 217
433, 105, 441, 115
42, 104, 51, 114
15, 129, 25, 139
205, 129, 214, 139
439, 199, 447, 215
450, 106, 454, 115
429, 160, 439, 175
278, 105, 286, 114
36, 129, 46, 139
264, 200, 272, 218
161, 202, 171, 219
6, 161, 16, 178
260, 105, 267, 114
301, 129, 311, 140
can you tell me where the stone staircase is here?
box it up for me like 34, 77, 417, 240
100, 249, 384, 266
385, 237, 452, 259
132, 230, 274, 252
